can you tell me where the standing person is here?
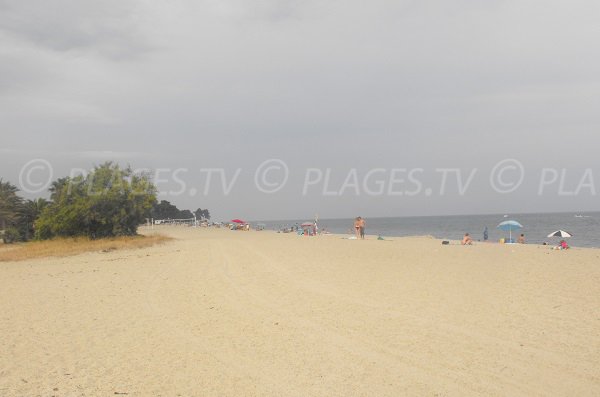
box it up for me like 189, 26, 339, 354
359, 217, 366, 240
483, 227, 489, 241
354, 217, 361, 239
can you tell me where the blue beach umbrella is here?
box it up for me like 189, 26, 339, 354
497, 220, 523, 242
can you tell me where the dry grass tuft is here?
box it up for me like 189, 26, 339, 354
0, 234, 172, 262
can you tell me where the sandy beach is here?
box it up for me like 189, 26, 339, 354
1, 227, 599, 396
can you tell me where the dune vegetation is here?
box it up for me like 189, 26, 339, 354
0, 234, 171, 262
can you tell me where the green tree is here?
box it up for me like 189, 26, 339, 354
19, 198, 49, 240
0, 179, 24, 243
194, 208, 211, 220
151, 200, 181, 219
151, 201, 199, 220
35, 163, 157, 239
179, 209, 193, 219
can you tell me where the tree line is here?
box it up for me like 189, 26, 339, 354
151, 200, 210, 221
0, 162, 210, 243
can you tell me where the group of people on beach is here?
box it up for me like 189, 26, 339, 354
347, 219, 567, 249
462, 232, 527, 245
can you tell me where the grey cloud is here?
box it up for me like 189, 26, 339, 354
73, 150, 150, 160
1, 0, 600, 219
199, 0, 305, 22
0, 0, 152, 59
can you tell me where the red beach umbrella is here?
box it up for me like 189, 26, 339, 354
231, 219, 245, 224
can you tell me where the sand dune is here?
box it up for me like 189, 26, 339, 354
1, 227, 599, 396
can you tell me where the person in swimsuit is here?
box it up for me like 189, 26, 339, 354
354, 217, 361, 239
462, 233, 473, 245
359, 217, 366, 239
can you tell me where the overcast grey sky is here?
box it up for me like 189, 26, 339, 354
1, 0, 600, 220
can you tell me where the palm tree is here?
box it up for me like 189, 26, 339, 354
49, 177, 71, 202
20, 198, 49, 240
0, 179, 24, 242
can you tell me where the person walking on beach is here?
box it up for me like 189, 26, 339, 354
483, 227, 488, 241
359, 217, 366, 240
354, 217, 361, 239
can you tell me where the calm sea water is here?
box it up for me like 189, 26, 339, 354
254, 212, 600, 248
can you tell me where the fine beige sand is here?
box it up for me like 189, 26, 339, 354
1, 227, 599, 396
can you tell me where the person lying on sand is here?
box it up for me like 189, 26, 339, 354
461, 233, 473, 245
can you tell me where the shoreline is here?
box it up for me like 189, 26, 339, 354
249, 228, 598, 251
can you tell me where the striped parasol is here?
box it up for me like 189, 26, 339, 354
547, 230, 573, 238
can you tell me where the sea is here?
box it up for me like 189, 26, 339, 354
254, 212, 600, 249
